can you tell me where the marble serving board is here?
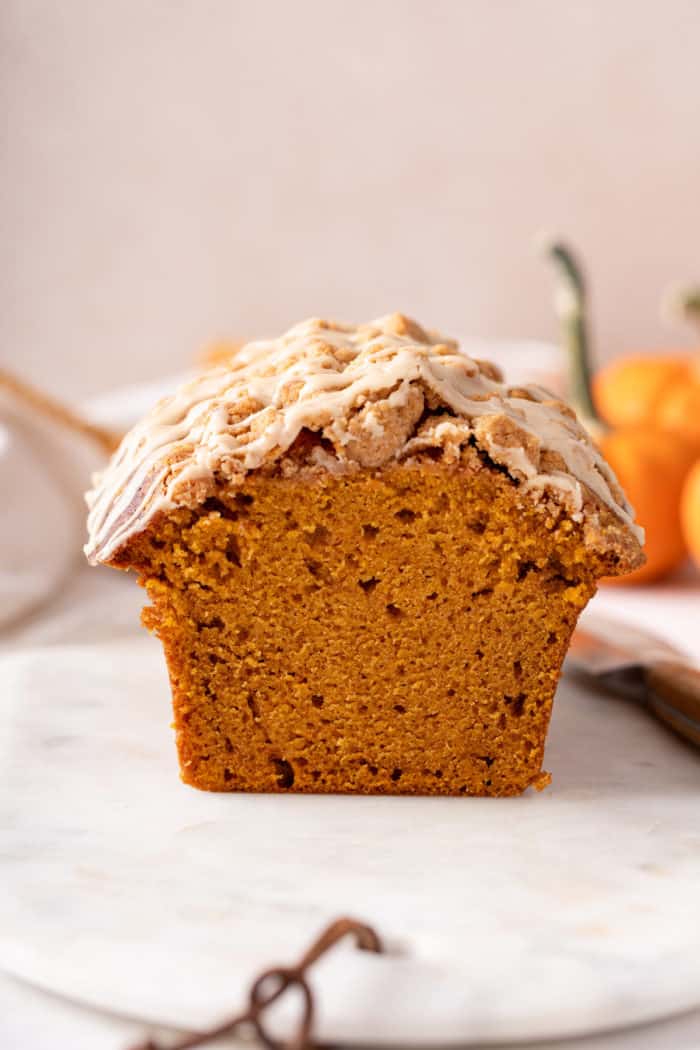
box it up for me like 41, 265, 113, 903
1, 635, 700, 1046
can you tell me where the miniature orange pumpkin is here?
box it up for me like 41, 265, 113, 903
681, 458, 700, 570
594, 355, 700, 455
593, 356, 693, 428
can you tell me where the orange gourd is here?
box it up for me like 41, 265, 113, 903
545, 242, 697, 585
594, 355, 692, 425
681, 459, 700, 570
594, 355, 700, 454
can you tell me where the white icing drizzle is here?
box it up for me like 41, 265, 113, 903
85, 314, 643, 564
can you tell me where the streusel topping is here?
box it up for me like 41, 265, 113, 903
85, 313, 643, 564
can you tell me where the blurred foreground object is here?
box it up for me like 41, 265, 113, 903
543, 241, 699, 585
128, 916, 382, 1050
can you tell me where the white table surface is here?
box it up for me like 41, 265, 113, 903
2, 563, 699, 1050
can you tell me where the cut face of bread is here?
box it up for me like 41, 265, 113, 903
125, 453, 618, 796
85, 315, 644, 795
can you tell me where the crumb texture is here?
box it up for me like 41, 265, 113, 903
85, 313, 643, 567
129, 453, 602, 797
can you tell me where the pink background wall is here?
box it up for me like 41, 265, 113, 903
3, 0, 699, 397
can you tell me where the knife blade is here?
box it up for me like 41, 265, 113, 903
567, 615, 700, 748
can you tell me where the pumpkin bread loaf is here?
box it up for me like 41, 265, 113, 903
85, 314, 643, 796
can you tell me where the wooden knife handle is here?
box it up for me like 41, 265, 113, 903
644, 660, 700, 748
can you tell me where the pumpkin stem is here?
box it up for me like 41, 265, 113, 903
662, 285, 700, 335
540, 237, 603, 429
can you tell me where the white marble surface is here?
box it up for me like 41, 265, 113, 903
1, 569, 700, 1048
